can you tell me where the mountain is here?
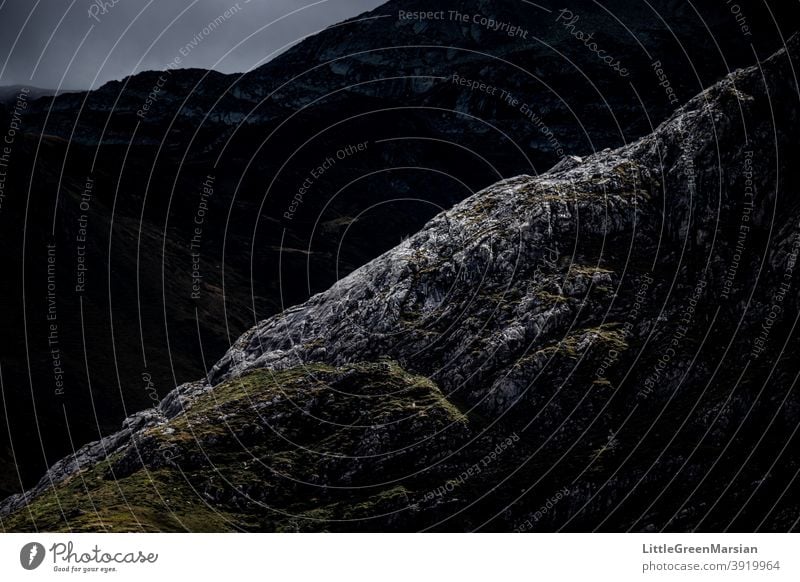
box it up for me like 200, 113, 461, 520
0, 85, 77, 102
2, 31, 798, 532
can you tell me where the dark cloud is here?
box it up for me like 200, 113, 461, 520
0, 0, 385, 90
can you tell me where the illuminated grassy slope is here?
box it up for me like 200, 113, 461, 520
3, 362, 469, 532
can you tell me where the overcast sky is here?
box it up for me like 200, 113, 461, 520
0, 0, 386, 90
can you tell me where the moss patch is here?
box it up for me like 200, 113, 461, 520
4, 362, 469, 532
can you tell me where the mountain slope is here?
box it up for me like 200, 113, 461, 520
1, 1, 793, 500
3, 33, 798, 532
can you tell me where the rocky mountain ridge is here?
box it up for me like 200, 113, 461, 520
2, 32, 798, 532
4, 0, 791, 499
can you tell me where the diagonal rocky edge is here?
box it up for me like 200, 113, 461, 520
2, 34, 798, 532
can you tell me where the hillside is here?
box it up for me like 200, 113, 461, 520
3, 33, 798, 532
3, 0, 791, 499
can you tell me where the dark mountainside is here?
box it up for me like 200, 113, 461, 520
0, 0, 794, 501
2, 28, 799, 532
0, 0, 795, 507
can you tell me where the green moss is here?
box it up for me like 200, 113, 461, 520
4, 361, 468, 532
536, 290, 569, 304
513, 324, 628, 366
586, 324, 629, 351
568, 264, 613, 277
458, 195, 497, 224
3, 458, 235, 532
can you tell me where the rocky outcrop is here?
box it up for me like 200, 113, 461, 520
2, 34, 798, 532
209, 32, 798, 419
